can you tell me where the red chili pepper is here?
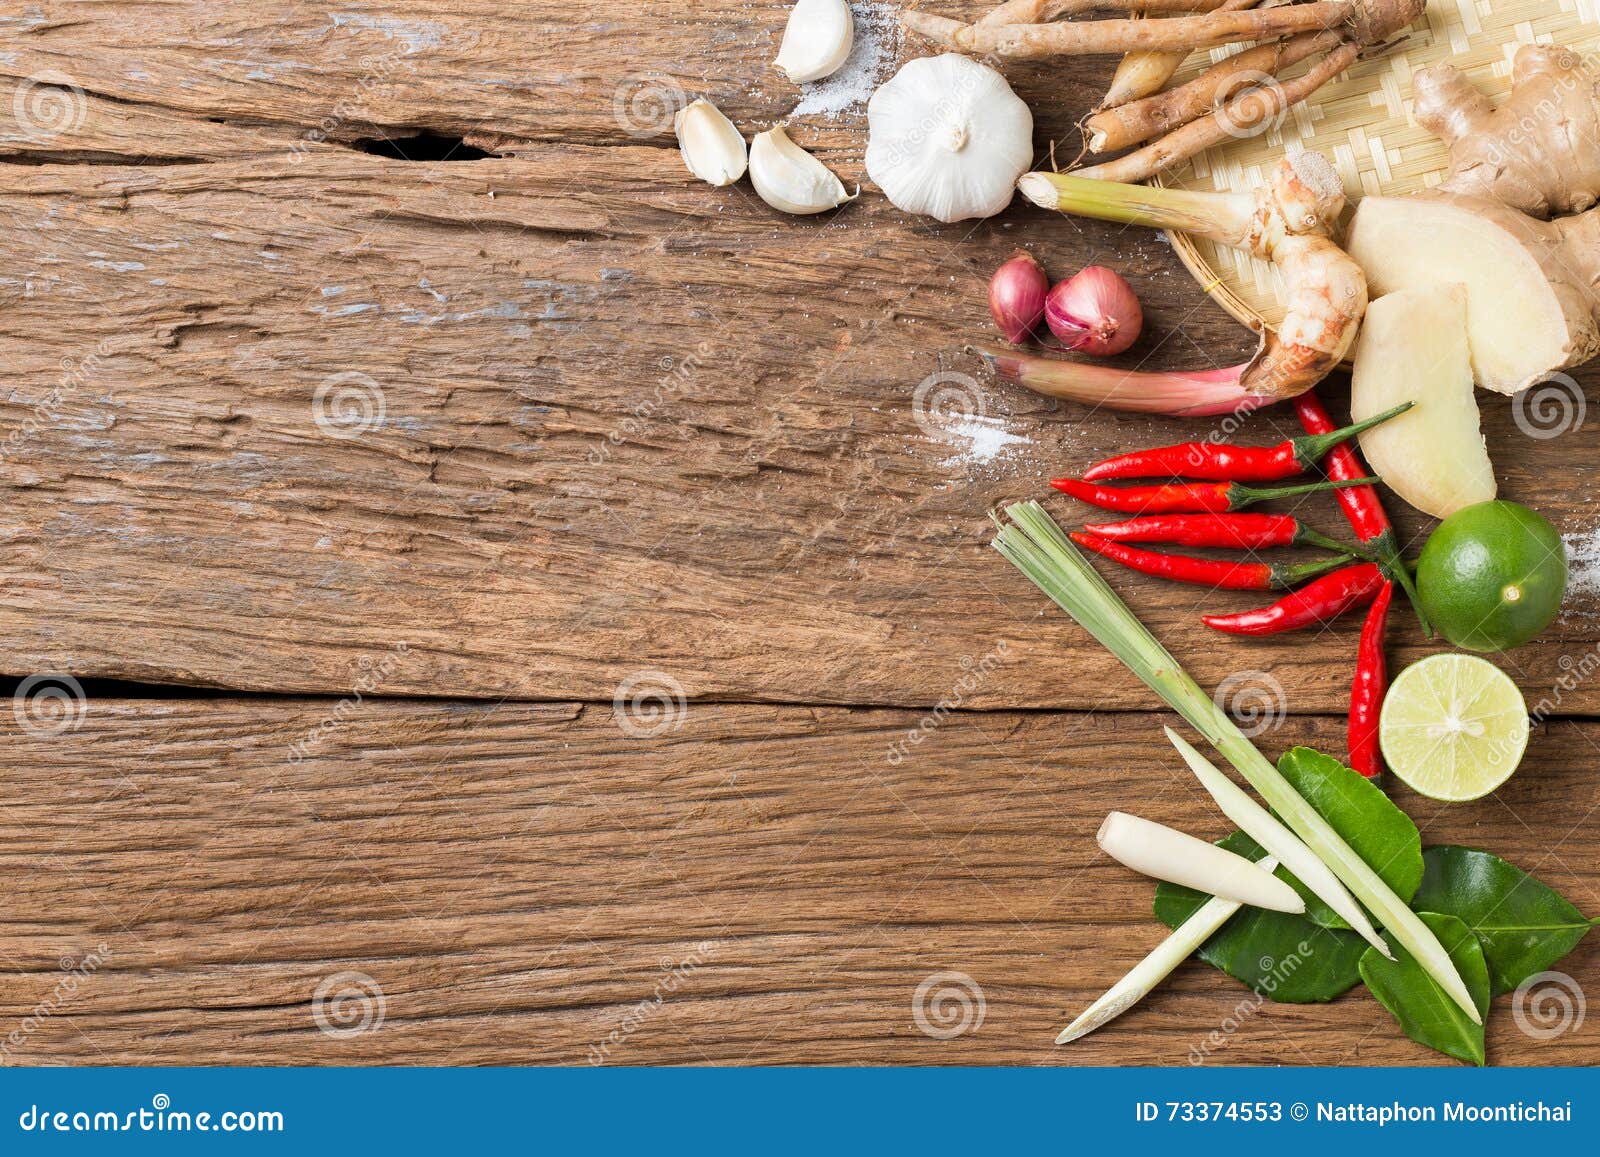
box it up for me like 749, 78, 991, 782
1293, 392, 1430, 635
1050, 476, 1373, 515
1293, 392, 1390, 542
1080, 512, 1364, 555
1081, 402, 1412, 483
1071, 533, 1353, 590
1348, 581, 1393, 780
1201, 562, 1384, 636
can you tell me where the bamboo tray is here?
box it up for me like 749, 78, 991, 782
1157, 0, 1600, 330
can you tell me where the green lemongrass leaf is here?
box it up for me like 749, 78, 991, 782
1061, 856, 1279, 1044
1275, 748, 1423, 930
1414, 846, 1599, 995
993, 501, 1480, 1023
1155, 834, 1367, 1003
1168, 729, 1383, 946
1360, 912, 1491, 1066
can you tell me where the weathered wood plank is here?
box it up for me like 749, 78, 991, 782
1, 699, 1595, 1065
3, 136, 1599, 711
0, 2, 1088, 154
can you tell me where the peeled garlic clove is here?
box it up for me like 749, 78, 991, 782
748, 125, 856, 216
674, 98, 747, 187
774, 0, 854, 85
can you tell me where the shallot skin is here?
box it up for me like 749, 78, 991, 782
1046, 266, 1143, 356
988, 251, 1049, 344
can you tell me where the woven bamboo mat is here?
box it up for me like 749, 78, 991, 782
1158, 0, 1600, 329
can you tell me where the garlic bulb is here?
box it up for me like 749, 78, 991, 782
865, 54, 1033, 224
748, 125, 856, 215
774, 0, 854, 85
674, 98, 747, 188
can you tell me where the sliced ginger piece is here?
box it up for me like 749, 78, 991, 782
1350, 285, 1495, 519
1345, 194, 1600, 395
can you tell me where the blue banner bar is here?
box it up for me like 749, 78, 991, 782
0, 1066, 1594, 1152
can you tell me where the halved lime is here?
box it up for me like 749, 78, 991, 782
1379, 653, 1529, 801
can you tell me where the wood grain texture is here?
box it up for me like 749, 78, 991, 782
0, 700, 1595, 1066
3, 4, 1600, 710
3, 0, 1600, 1072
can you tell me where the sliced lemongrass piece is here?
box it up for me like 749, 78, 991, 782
991, 501, 1482, 1024
1058, 855, 1280, 1044
1165, 727, 1388, 954
1097, 811, 1305, 913
749, 125, 857, 215
774, 0, 854, 84
674, 98, 747, 187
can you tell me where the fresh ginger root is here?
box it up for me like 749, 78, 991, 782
1346, 45, 1600, 393
1414, 45, 1600, 218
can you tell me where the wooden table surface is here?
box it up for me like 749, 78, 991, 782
0, 1, 1596, 1066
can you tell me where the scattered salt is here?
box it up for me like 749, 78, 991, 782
937, 415, 1031, 468
1563, 528, 1600, 602
789, 2, 900, 121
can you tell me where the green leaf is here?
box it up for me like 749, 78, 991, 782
1413, 846, 1599, 996
1275, 747, 1423, 929
1359, 911, 1491, 1066
1154, 833, 1367, 1003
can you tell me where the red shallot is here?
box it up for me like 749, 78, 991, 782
988, 251, 1049, 344
1045, 266, 1142, 356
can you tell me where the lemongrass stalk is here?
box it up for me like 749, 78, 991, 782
1098, 811, 1305, 913
1164, 727, 1387, 952
992, 501, 1482, 1024
1018, 170, 1257, 244
1058, 855, 1280, 1044
972, 344, 1278, 418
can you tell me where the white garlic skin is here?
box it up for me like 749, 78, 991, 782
866, 54, 1034, 224
774, 0, 855, 85
748, 125, 856, 216
674, 98, 747, 188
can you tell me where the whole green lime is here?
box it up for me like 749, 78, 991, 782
1416, 501, 1567, 652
